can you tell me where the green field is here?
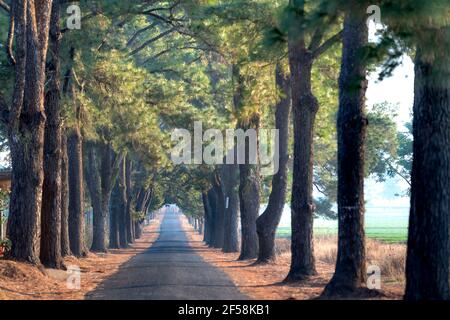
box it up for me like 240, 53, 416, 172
276, 214, 408, 243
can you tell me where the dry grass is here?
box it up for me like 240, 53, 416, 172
276, 236, 406, 283
181, 216, 405, 300
0, 214, 163, 300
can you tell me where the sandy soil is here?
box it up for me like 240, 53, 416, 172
180, 216, 404, 300
0, 214, 163, 300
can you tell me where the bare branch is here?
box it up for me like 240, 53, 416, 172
6, 12, 15, 65
313, 182, 328, 197
139, 0, 181, 15
312, 30, 343, 59
139, 42, 206, 66
144, 11, 173, 25
129, 28, 176, 56
308, 25, 326, 52
0, 0, 10, 13
386, 161, 412, 187
127, 22, 158, 47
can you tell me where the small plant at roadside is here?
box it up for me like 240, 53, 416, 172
0, 238, 12, 256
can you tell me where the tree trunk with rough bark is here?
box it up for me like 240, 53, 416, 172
238, 117, 261, 260
257, 65, 290, 264
212, 173, 225, 249
87, 143, 122, 252
85, 143, 103, 252
96, 144, 113, 251
202, 191, 212, 244
232, 65, 260, 260
286, 48, 318, 280
221, 161, 239, 253
198, 218, 204, 235
118, 160, 128, 248
40, 0, 63, 269
125, 158, 134, 244
404, 32, 450, 300
61, 128, 70, 257
6, 0, 53, 265
323, 7, 368, 296
207, 188, 218, 247
67, 126, 87, 257
109, 180, 120, 249
134, 187, 150, 239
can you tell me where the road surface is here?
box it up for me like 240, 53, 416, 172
86, 212, 247, 300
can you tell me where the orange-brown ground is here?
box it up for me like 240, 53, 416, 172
180, 216, 405, 300
0, 213, 405, 300
0, 214, 163, 300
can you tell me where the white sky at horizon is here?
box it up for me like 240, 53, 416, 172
364, 22, 413, 215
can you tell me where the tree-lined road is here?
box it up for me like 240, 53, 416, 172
87, 212, 247, 300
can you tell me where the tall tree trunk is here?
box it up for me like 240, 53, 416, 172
202, 191, 212, 244
63, 45, 87, 258
404, 33, 450, 300
6, 0, 53, 264
96, 144, 113, 251
88, 143, 121, 252
85, 143, 103, 252
67, 126, 87, 257
238, 116, 261, 260
212, 173, 225, 248
198, 218, 204, 235
40, 0, 63, 269
323, 7, 368, 296
232, 65, 260, 260
61, 127, 71, 257
256, 65, 290, 264
207, 188, 218, 248
125, 158, 134, 244
134, 187, 150, 239
109, 180, 120, 249
286, 48, 318, 280
221, 161, 239, 253
133, 189, 145, 240
118, 160, 128, 248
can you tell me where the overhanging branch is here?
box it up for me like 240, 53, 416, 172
0, 0, 10, 13
129, 28, 176, 56
312, 30, 343, 59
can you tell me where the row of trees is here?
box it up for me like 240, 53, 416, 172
175, 0, 449, 300
0, 0, 172, 267
0, 0, 448, 300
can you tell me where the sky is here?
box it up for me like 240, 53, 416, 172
365, 22, 414, 215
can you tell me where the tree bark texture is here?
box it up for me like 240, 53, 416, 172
221, 159, 240, 253
60, 127, 71, 257
40, 0, 63, 269
323, 7, 368, 296
404, 31, 450, 300
6, 0, 53, 264
257, 65, 290, 264
67, 126, 87, 257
